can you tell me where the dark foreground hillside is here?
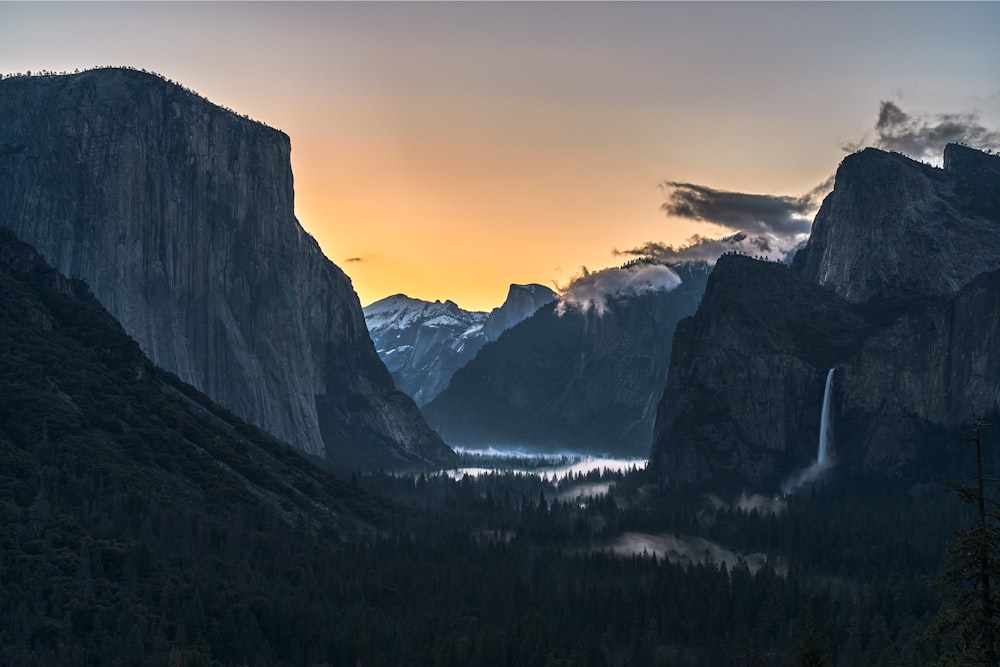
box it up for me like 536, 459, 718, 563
0, 226, 410, 664
0, 225, 973, 666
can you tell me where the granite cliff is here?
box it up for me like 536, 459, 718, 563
793, 144, 1000, 302
651, 145, 1000, 489
0, 68, 452, 470
482, 283, 557, 342
424, 264, 709, 456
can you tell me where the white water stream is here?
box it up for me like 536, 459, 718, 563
781, 368, 835, 494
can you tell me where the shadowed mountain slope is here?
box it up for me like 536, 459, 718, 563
424, 265, 710, 456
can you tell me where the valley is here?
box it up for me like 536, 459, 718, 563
1, 66, 999, 666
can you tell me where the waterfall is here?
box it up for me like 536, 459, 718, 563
781, 368, 835, 495
816, 368, 835, 466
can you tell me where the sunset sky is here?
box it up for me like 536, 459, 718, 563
3, 2, 1000, 311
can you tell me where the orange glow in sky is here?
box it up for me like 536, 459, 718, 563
3, 2, 1000, 310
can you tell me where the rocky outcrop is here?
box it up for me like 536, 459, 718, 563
0, 68, 452, 470
364, 284, 555, 406
793, 145, 1000, 302
650, 256, 882, 488
482, 284, 556, 342
423, 264, 709, 456
652, 145, 1000, 489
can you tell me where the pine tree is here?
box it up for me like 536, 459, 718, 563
929, 419, 1000, 666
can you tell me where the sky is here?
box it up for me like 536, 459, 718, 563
2, 2, 999, 311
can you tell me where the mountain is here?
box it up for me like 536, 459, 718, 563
0, 68, 452, 470
364, 295, 488, 405
650, 145, 1000, 490
364, 283, 555, 406
422, 265, 710, 456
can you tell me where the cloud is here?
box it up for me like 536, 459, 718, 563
661, 181, 819, 237
705, 492, 786, 516
556, 262, 682, 316
609, 532, 774, 573
618, 99, 998, 275
616, 231, 807, 266
846, 100, 1000, 162
342, 256, 364, 263
614, 175, 832, 267
780, 456, 833, 496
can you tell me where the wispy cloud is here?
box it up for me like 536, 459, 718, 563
343, 256, 364, 263
616, 231, 806, 266
556, 262, 682, 316
609, 531, 774, 573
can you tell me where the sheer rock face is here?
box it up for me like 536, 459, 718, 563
423, 265, 710, 457
652, 145, 1000, 490
482, 284, 557, 343
792, 145, 1000, 302
0, 69, 452, 470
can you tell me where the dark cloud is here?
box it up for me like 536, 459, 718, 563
860, 100, 1000, 161
343, 256, 364, 263
660, 181, 820, 237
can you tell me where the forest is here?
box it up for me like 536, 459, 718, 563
0, 224, 994, 666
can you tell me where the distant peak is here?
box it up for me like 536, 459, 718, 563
507, 283, 556, 298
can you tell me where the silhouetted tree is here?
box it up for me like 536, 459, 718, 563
929, 418, 1000, 666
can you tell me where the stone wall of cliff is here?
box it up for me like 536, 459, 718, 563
652, 146, 1000, 489
0, 69, 452, 470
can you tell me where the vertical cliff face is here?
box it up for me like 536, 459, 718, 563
652, 145, 1000, 489
792, 146, 1000, 302
0, 69, 452, 470
482, 284, 557, 342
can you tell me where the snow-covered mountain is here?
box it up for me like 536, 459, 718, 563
365, 284, 556, 406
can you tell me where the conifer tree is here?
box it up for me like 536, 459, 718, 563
929, 419, 1000, 666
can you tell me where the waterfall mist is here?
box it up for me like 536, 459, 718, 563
781, 368, 835, 495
